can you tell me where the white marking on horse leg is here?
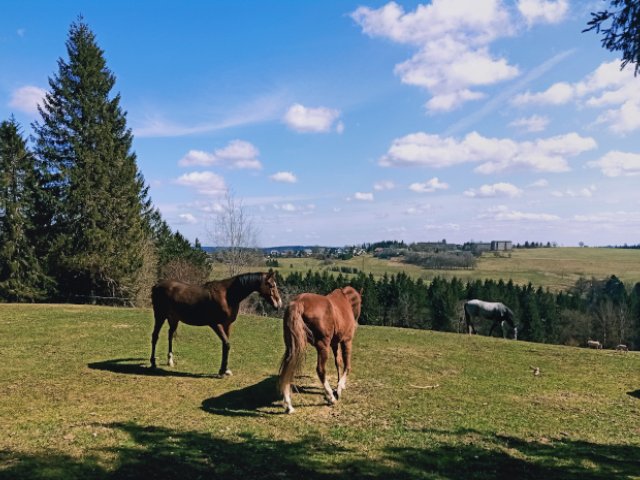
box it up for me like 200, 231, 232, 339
283, 384, 295, 414
323, 379, 336, 405
168, 352, 175, 367
336, 373, 348, 399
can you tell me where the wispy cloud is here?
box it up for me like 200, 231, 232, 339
509, 114, 549, 132
134, 93, 286, 138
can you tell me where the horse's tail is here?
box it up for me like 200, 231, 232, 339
278, 300, 309, 395
463, 302, 473, 333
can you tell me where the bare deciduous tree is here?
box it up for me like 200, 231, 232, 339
208, 192, 261, 277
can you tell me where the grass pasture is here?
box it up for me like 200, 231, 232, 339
1, 303, 640, 479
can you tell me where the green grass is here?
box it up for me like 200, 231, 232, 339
268, 248, 640, 292
1, 304, 640, 479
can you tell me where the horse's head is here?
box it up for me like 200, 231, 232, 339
341, 286, 362, 321
259, 271, 283, 309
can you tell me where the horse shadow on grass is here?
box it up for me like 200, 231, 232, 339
201, 375, 282, 416
1, 422, 639, 480
627, 389, 640, 399
87, 358, 214, 379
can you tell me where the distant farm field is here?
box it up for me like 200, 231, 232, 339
267, 248, 640, 292
1, 304, 639, 479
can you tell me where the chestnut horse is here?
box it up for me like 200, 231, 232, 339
278, 286, 362, 414
150, 271, 282, 376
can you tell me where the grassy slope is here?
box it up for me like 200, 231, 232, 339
268, 248, 640, 292
1, 304, 639, 479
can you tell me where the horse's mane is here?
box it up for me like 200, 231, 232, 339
203, 272, 263, 289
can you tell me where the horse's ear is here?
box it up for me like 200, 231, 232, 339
266, 270, 274, 278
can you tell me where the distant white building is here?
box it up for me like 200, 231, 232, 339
491, 240, 513, 251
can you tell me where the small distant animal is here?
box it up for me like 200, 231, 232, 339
615, 344, 629, 352
464, 299, 518, 340
530, 366, 540, 376
587, 340, 603, 349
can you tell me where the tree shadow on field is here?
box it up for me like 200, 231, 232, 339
2, 423, 639, 480
201, 376, 282, 417
87, 358, 214, 379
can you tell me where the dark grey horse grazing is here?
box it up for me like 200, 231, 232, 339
464, 299, 518, 339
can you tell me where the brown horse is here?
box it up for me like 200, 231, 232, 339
278, 286, 362, 414
150, 271, 282, 376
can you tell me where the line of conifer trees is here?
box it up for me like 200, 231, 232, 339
259, 270, 640, 350
0, 19, 207, 305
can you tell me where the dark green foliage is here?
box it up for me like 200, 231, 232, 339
585, 0, 640, 75
273, 270, 639, 350
148, 208, 210, 274
32, 18, 150, 302
0, 119, 52, 301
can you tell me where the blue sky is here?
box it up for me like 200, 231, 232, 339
2, 1, 639, 247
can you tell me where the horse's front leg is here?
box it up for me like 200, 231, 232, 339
316, 342, 336, 405
167, 319, 178, 367
489, 320, 499, 337
212, 323, 232, 377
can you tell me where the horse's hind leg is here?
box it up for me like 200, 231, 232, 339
316, 342, 336, 405
331, 341, 342, 397
336, 340, 352, 400
167, 318, 178, 367
150, 310, 166, 368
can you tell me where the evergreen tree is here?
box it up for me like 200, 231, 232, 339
0, 118, 51, 301
32, 18, 150, 302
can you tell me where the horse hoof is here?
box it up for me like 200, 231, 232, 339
218, 369, 232, 377
333, 389, 340, 400
285, 406, 296, 414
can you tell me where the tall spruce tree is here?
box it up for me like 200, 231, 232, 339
33, 18, 150, 302
0, 118, 50, 301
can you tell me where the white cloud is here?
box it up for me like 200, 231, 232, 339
177, 213, 198, 224
517, 0, 569, 26
179, 140, 262, 169
464, 182, 523, 198
482, 205, 560, 221
529, 179, 549, 188
551, 185, 596, 197
374, 180, 396, 191
512, 59, 640, 134
9, 85, 46, 114
588, 151, 640, 177
269, 171, 298, 183
380, 130, 596, 173
352, 1, 529, 112
354, 192, 374, 201
283, 103, 342, 133
409, 177, 449, 193
508, 114, 549, 132
512, 81, 574, 105
175, 171, 227, 196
